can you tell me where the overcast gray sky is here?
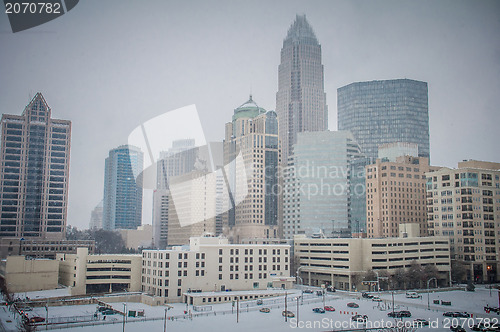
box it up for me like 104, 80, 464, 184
1, 0, 499, 230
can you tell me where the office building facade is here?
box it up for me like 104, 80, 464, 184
142, 235, 291, 303
0, 93, 71, 239
294, 234, 451, 290
338, 79, 429, 160
223, 96, 280, 243
366, 156, 433, 238
103, 145, 143, 230
283, 131, 363, 239
276, 15, 328, 164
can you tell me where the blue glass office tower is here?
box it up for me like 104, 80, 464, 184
103, 145, 143, 230
337, 79, 430, 160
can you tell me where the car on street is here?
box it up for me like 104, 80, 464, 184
256, 299, 263, 305
29, 317, 45, 323
326, 286, 336, 292
362, 292, 374, 299
347, 302, 359, 308
372, 296, 383, 302
282, 310, 295, 318
472, 323, 487, 331
352, 314, 368, 323
450, 326, 466, 332
324, 306, 335, 312
388, 310, 412, 318
414, 319, 430, 326
303, 289, 314, 294
259, 307, 270, 313
406, 292, 421, 299
312, 307, 326, 313
443, 312, 470, 318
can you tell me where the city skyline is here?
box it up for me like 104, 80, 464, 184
0, 1, 499, 229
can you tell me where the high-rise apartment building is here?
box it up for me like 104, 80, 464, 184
0, 93, 71, 239
426, 160, 500, 283
223, 96, 279, 243
102, 145, 143, 230
283, 131, 363, 239
276, 15, 328, 164
366, 156, 433, 238
338, 79, 430, 160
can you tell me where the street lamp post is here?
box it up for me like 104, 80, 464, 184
284, 292, 288, 322
45, 301, 48, 330
163, 307, 168, 332
122, 303, 126, 332
427, 277, 437, 310
296, 296, 300, 323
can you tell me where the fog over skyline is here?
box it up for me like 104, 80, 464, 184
1, 0, 499, 230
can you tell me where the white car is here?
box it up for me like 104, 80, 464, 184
405, 292, 421, 298
372, 296, 383, 302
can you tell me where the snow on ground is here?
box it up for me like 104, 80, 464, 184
1, 286, 499, 331
14, 287, 71, 300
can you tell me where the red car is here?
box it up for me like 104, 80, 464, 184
29, 316, 45, 323
324, 306, 335, 312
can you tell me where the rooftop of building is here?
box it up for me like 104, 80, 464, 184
232, 95, 267, 121
284, 14, 318, 44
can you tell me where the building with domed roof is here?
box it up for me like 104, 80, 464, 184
223, 96, 280, 243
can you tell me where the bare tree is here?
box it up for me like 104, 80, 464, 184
451, 260, 468, 284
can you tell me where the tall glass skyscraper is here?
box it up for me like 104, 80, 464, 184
0, 93, 71, 239
283, 131, 362, 239
276, 15, 328, 164
337, 79, 430, 160
103, 145, 143, 230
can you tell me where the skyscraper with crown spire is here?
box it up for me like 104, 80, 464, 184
276, 15, 328, 164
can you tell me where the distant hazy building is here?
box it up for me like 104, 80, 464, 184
276, 15, 328, 164
223, 96, 280, 243
153, 139, 197, 249
103, 145, 143, 230
366, 156, 434, 238
118, 224, 153, 250
283, 131, 363, 239
156, 139, 197, 190
89, 200, 103, 230
166, 168, 217, 246
378, 142, 419, 162
0, 93, 71, 239
426, 160, 500, 283
338, 79, 429, 160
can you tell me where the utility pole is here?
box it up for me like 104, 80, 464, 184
284, 292, 288, 322
427, 278, 437, 310
296, 296, 300, 323
236, 297, 239, 323
163, 307, 167, 332
122, 303, 126, 332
